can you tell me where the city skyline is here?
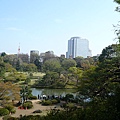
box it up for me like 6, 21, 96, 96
0, 0, 119, 56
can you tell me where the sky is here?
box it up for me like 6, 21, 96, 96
0, 0, 119, 57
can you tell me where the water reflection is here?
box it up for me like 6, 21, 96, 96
31, 88, 77, 97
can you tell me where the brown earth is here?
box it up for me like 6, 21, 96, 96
0, 100, 60, 120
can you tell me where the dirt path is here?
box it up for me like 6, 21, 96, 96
0, 100, 62, 119
11, 100, 56, 118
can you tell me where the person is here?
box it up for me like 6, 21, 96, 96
38, 94, 40, 99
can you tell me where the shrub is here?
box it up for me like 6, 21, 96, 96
51, 99, 59, 104
33, 110, 42, 113
22, 101, 33, 109
3, 115, 18, 120
5, 105, 14, 113
42, 100, 52, 106
11, 109, 16, 114
0, 108, 9, 116
28, 95, 37, 100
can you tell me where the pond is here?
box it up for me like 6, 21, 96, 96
31, 88, 77, 97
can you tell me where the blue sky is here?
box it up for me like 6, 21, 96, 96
0, 0, 119, 56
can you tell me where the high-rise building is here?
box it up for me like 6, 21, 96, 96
66, 37, 92, 58
30, 50, 39, 63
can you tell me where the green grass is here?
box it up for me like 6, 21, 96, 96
32, 72, 45, 77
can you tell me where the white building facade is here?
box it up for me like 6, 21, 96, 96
66, 37, 92, 58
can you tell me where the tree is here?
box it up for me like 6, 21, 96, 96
5, 72, 27, 83
0, 52, 6, 57
0, 82, 20, 105
114, 0, 120, 5
98, 44, 117, 62
42, 71, 59, 87
68, 67, 83, 85
62, 59, 77, 70
34, 59, 42, 71
4, 63, 16, 72
0, 57, 5, 78
26, 63, 37, 72
43, 58, 61, 72
20, 86, 32, 103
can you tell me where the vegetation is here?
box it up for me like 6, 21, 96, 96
0, 1, 119, 119
0, 108, 9, 116
0, 82, 20, 105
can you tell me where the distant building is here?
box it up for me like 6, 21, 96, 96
66, 37, 92, 58
18, 53, 29, 63
30, 50, 39, 63
60, 54, 65, 58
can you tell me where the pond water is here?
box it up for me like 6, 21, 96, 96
31, 88, 77, 97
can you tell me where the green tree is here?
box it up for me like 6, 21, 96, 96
0, 52, 6, 57
42, 71, 59, 87
20, 86, 32, 103
62, 59, 77, 70
26, 63, 37, 72
34, 58, 42, 71
114, 0, 120, 5
0, 57, 5, 78
68, 67, 83, 85
98, 44, 117, 62
43, 58, 61, 72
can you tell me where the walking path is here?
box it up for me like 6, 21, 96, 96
0, 100, 56, 120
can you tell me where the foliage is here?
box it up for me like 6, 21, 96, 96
0, 58, 5, 78
32, 109, 42, 113
22, 101, 33, 109
0, 108, 9, 116
28, 95, 37, 100
24, 77, 31, 84
5, 63, 16, 72
42, 71, 59, 87
114, 0, 120, 5
5, 72, 27, 82
68, 67, 83, 85
5, 104, 15, 113
74, 56, 93, 69
0, 82, 20, 105
34, 58, 42, 71
20, 86, 32, 103
3, 116, 18, 120
0, 52, 6, 57
41, 100, 52, 105
43, 58, 61, 72
61, 59, 77, 70
51, 99, 60, 104
98, 44, 118, 62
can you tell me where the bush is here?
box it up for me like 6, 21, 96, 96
42, 100, 52, 106
51, 99, 59, 104
28, 95, 37, 100
11, 109, 16, 114
22, 101, 33, 109
33, 110, 42, 113
3, 115, 18, 120
0, 108, 9, 116
5, 105, 15, 113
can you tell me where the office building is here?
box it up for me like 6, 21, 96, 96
30, 50, 39, 63
66, 37, 92, 58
